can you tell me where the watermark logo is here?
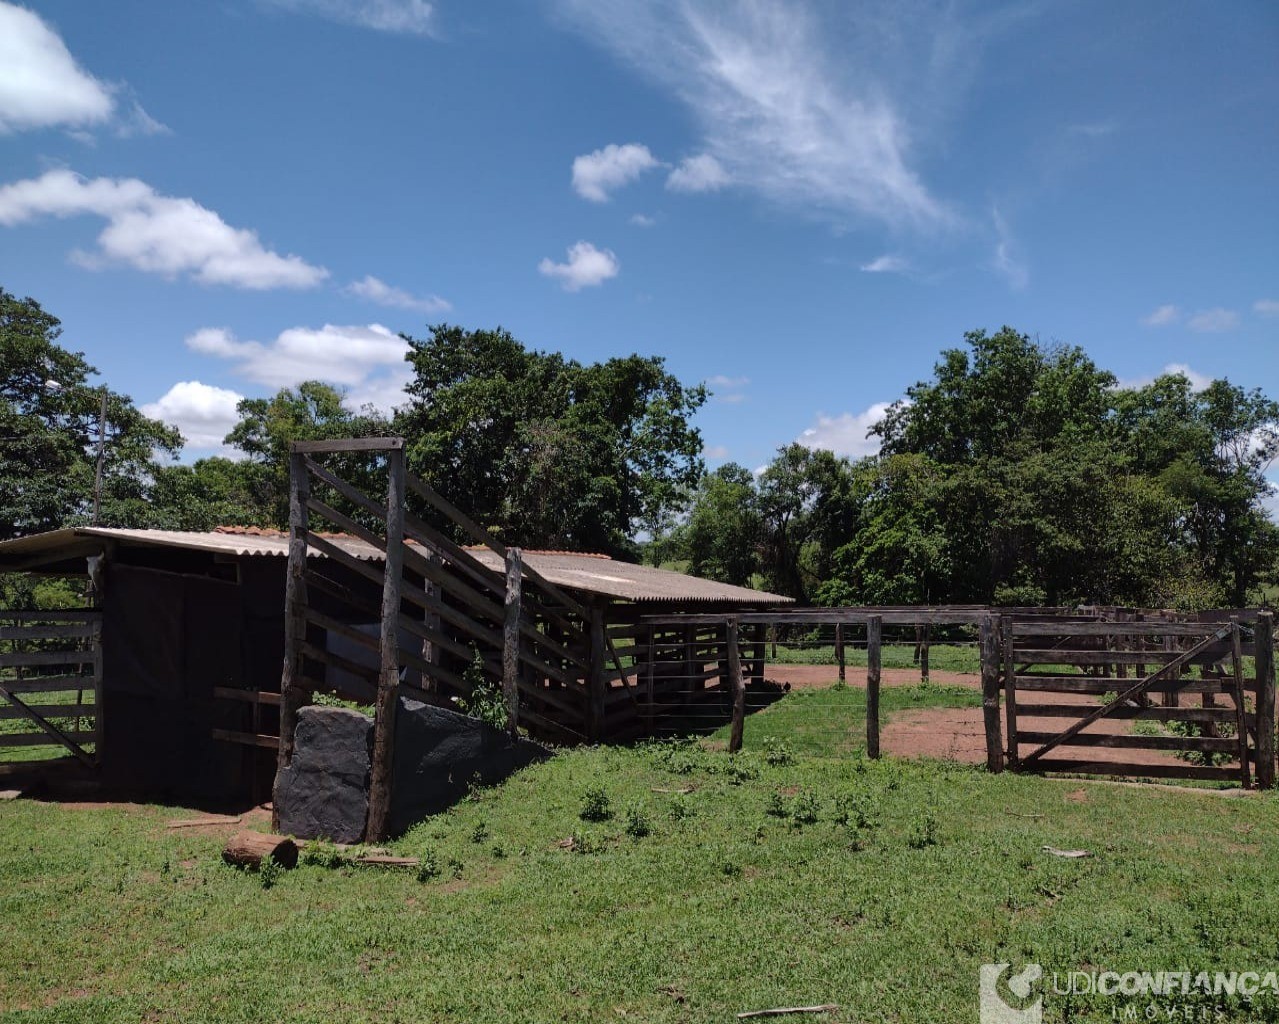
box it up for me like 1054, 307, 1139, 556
980, 963, 1044, 1024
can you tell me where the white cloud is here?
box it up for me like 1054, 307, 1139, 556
1187, 308, 1239, 333
860, 254, 908, 273
265, 0, 435, 35
704, 444, 730, 459
0, 169, 327, 289
1253, 299, 1279, 318
629, 213, 656, 227
141, 381, 245, 454
556, 1, 952, 228
571, 143, 660, 202
0, 2, 113, 134
666, 153, 729, 193
538, 240, 619, 291
1142, 304, 1181, 327
1116, 363, 1214, 393
345, 274, 450, 313
797, 401, 892, 459
707, 374, 748, 403
991, 206, 1027, 289
187, 323, 408, 391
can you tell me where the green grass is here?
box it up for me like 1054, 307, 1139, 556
770, 641, 982, 674
2, 685, 1278, 1022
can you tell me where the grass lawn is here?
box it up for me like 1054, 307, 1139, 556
3, 685, 1279, 1022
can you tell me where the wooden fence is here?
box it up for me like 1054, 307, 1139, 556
0, 609, 102, 772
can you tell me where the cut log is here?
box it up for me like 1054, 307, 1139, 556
222, 831, 299, 869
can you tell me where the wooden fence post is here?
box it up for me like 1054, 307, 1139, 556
979, 615, 1003, 773
920, 622, 931, 684
365, 448, 405, 843
273, 450, 310, 833
1255, 611, 1275, 790
1229, 618, 1251, 788
866, 615, 881, 759
588, 606, 605, 743
727, 617, 745, 753
503, 547, 522, 737
1001, 615, 1019, 770
835, 623, 845, 683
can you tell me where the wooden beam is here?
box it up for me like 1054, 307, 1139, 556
273, 450, 310, 832
366, 448, 406, 843
866, 615, 881, 759
727, 617, 745, 753
1230, 620, 1251, 788
290, 437, 405, 453
587, 605, 606, 743
979, 616, 1003, 773
503, 547, 522, 737
1255, 611, 1275, 790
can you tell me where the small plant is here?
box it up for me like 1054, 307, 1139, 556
490, 843, 506, 859
835, 793, 877, 831
721, 860, 742, 878
415, 848, 440, 883
624, 806, 651, 839
668, 798, 692, 822
763, 737, 796, 767
790, 789, 821, 826
765, 791, 788, 818
259, 854, 283, 890
470, 821, 490, 844
453, 649, 507, 729
447, 856, 464, 879
579, 786, 612, 822
907, 811, 939, 849
301, 839, 346, 869
830, 680, 849, 692
570, 830, 601, 855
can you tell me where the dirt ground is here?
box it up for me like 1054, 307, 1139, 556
764, 663, 1199, 770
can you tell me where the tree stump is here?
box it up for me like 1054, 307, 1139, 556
222, 831, 299, 869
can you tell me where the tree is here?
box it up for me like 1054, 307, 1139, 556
682, 463, 761, 586
395, 325, 706, 554
0, 287, 180, 539
225, 381, 392, 526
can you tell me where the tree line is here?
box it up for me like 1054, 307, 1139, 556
3, 288, 1276, 609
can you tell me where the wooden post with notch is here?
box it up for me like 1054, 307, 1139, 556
1001, 615, 1019, 769
365, 447, 406, 842
503, 547, 522, 737
835, 623, 845, 683
979, 615, 1003, 773
1254, 610, 1275, 790
272, 450, 310, 833
727, 617, 745, 753
866, 615, 881, 759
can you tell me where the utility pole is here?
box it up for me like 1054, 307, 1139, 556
92, 388, 108, 526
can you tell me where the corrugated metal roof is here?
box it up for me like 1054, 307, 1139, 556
0, 528, 790, 605
466, 549, 788, 605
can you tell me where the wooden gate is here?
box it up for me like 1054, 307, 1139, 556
0, 610, 102, 771
1001, 614, 1275, 787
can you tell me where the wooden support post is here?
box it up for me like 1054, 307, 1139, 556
503, 548, 522, 737
979, 615, 1003, 773
1002, 615, 1019, 769
1255, 611, 1275, 790
273, 450, 310, 833
1229, 619, 1251, 788
588, 606, 606, 743
920, 622, 931, 683
835, 623, 845, 683
727, 617, 745, 753
751, 623, 767, 685
420, 550, 441, 689
866, 615, 881, 759
1161, 634, 1179, 707
365, 449, 406, 843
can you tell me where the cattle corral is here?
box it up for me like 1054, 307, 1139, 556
1, 438, 1275, 844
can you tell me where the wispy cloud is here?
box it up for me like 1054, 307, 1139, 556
629, 213, 656, 228
666, 153, 729, 193
345, 274, 450, 313
1253, 299, 1279, 318
704, 444, 730, 460
991, 206, 1027, 289
1142, 304, 1181, 327
797, 402, 893, 459
860, 254, 908, 274
1187, 308, 1239, 333
0, 2, 164, 138
263, 0, 436, 35
555, 0, 952, 228
0, 169, 327, 289
1117, 362, 1214, 393
572, 143, 660, 202
707, 374, 749, 403
538, 240, 619, 291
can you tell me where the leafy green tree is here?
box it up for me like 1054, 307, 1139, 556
395, 325, 706, 554
0, 287, 180, 539
682, 463, 761, 586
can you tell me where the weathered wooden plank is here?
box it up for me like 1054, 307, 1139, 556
1011, 621, 1224, 638
0, 674, 93, 693
1029, 758, 1240, 782
1015, 730, 1237, 753
1013, 675, 1240, 695
274, 448, 311, 833
0, 624, 96, 640
1230, 620, 1251, 788
0, 702, 95, 720
212, 728, 281, 749
0, 611, 101, 623
213, 687, 281, 706
1013, 647, 1229, 666
979, 616, 1003, 773
299, 640, 378, 683
0, 730, 95, 748
0, 651, 94, 668
1255, 611, 1275, 790
291, 436, 404, 453
727, 618, 745, 753
1002, 616, 1019, 769
1014, 703, 1239, 722
587, 607, 606, 743
503, 548, 522, 736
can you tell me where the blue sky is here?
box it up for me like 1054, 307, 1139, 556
1, 0, 1276, 504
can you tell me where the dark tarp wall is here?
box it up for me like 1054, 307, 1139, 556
102, 564, 248, 804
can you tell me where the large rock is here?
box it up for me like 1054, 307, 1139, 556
274, 707, 372, 843
389, 698, 550, 835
